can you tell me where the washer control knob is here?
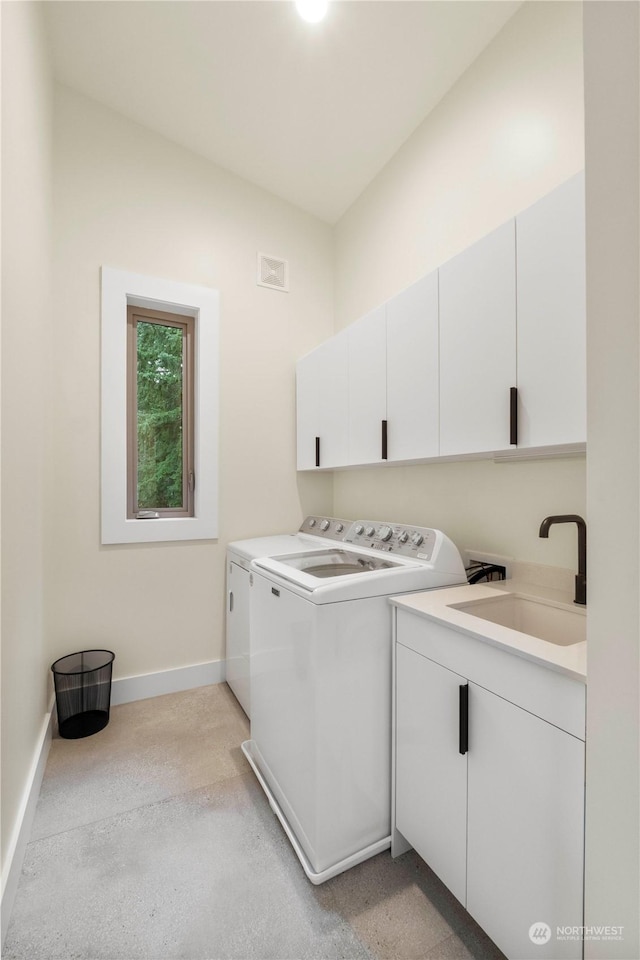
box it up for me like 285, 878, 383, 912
398, 531, 409, 544
308, 518, 316, 527
365, 526, 376, 538
378, 525, 393, 542
335, 523, 344, 533
355, 524, 365, 536
320, 519, 331, 532
411, 531, 424, 547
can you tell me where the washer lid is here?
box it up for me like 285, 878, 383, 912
252, 547, 451, 602
250, 526, 467, 602
272, 548, 400, 579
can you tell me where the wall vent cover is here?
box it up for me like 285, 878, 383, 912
257, 253, 289, 292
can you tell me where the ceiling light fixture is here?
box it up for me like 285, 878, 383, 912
295, 0, 328, 24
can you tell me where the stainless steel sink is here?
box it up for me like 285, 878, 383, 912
449, 593, 586, 646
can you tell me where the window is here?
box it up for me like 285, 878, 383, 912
101, 267, 219, 544
127, 306, 195, 519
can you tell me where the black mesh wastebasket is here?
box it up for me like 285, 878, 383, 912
51, 650, 115, 739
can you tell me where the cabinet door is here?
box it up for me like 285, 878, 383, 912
516, 172, 586, 447
467, 685, 584, 960
296, 331, 349, 469
439, 220, 517, 455
386, 272, 439, 460
347, 307, 387, 465
395, 643, 468, 904
226, 562, 251, 716
296, 348, 320, 470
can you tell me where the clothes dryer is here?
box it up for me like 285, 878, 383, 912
225, 516, 353, 715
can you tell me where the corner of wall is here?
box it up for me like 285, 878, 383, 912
1, 0, 55, 928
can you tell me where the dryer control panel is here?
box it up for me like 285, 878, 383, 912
343, 521, 437, 561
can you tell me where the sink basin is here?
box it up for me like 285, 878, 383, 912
450, 593, 586, 646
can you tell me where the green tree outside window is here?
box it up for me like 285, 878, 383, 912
136, 321, 184, 509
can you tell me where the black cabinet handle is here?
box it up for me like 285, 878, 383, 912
510, 387, 518, 445
229, 591, 234, 613
459, 684, 469, 755
315, 436, 320, 467
381, 420, 388, 460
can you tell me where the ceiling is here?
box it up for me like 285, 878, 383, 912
44, 1, 522, 224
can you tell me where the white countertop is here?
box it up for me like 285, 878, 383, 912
391, 579, 587, 683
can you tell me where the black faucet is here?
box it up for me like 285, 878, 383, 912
538, 515, 587, 605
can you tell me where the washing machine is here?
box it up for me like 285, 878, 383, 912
225, 516, 353, 715
242, 519, 466, 882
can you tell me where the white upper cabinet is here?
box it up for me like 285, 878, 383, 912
296, 330, 349, 470
386, 271, 439, 461
439, 219, 517, 456
347, 306, 387, 465
516, 172, 586, 447
296, 175, 586, 470
296, 348, 320, 470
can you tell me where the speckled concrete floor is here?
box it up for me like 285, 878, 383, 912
3, 684, 505, 960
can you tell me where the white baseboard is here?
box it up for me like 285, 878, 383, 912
1, 700, 54, 947
1, 659, 225, 946
110, 658, 225, 706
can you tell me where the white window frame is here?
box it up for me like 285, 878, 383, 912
101, 266, 219, 544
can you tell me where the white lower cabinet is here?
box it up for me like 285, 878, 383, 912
395, 618, 585, 960
466, 684, 585, 960
395, 645, 467, 904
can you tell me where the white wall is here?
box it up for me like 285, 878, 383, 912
332, 0, 586, 569
50, 86, 333, 680
1, 0, 52, 895
583, 3, 640, 955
